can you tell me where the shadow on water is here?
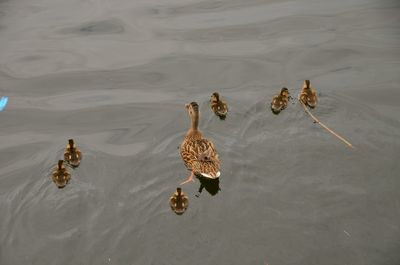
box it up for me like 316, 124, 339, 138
195, 176, 221, 197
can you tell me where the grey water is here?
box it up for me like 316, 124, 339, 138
1, 0, 400, 264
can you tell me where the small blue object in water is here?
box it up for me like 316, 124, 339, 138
0, 96, 9, 111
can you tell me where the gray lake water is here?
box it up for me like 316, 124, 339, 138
1, 0, 400, 264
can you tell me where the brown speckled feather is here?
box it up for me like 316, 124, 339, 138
180, 133, 220, 178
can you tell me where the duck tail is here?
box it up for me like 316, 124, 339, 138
201, 171, 220, 179
218, 114, 226, 120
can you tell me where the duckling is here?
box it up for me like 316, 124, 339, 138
64, 139, 82, 167
210, 92, 228, 120
52, 160, 71, 189
300, 80, 318, 109
169, 187, 189, 215
271, 87, 290, 114
180, 102, 221, 185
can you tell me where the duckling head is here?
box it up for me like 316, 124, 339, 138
57, 160, 65, 170
68, 139, 75, 149
53, 160, 69, 189
211, 92, 220, 103
280, 87, 289, 97
304, 80, 311, 89
185, 102, 200, 128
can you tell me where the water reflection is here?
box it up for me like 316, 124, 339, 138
195, 176, 221, 197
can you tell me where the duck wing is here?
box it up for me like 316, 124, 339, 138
180, 138, 221, 178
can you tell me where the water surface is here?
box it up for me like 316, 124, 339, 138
1, 0, 400, 264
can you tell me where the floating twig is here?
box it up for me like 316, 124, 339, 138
298, 97, 354, 149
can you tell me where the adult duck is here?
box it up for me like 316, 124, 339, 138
180, 102, 221, 185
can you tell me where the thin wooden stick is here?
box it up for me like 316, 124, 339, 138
298, 97, 354, 149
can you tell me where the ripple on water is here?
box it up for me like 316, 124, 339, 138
12, 89, 174, 111
2, 50, 85, 78
56, 19, 125, 36
1, 1, 400, 264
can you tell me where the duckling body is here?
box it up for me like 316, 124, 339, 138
64, 139, 82, 167
52, 160, 71, 188
300, 80, 318, 109
271, 87, 290, 114
180, 102, 221, 185
210, 92, 228, 119
169, 187, 189, 215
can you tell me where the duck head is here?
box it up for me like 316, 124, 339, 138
185, 102, 199, 130
185, 101, 199, 114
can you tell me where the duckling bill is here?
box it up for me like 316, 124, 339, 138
271, 87, 290, 114
52, 160, 71, 189
210, 92, 228, 120
64, 139, 82, 167
300, 80, 318, 109
169, 187, 189, 215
